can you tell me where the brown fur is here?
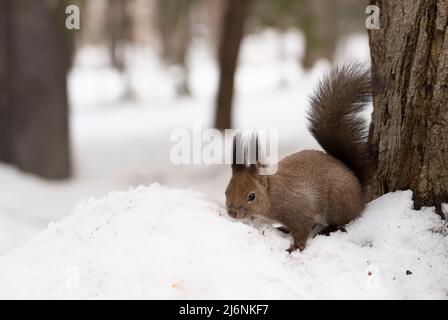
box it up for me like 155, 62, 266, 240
308, 63, 376, 189
225, 63, 375, 252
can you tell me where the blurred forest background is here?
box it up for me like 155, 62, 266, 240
0, 0, 371, 253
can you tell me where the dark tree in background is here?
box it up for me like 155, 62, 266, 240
0, 0, 71, 179
155, 0, 195, 96
107, 0, 135, 100
369, 0, 448, 217
214, 0, 254, 130
0, 0, 10, 163
107, 0, 131, 72
256, 0, 365, 69
301, 0, 338, 69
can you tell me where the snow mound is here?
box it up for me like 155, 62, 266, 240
0, 184, 447, 299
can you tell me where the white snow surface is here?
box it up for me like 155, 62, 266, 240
0, 29, 324, 254
0, 184, 446, 299
0, 30, 446, 299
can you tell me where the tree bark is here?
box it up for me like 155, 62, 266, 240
368, 0, 448, 217
1, 0, 71, 179
214, 0, 254, 130
0, 0, 12, 163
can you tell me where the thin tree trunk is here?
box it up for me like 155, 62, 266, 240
302, 0, 337, 69
155, 0, 193, 96
108, 0, 128, 71
3, 0, 71, 179
214, 0, 253, 130
0, 0, 11, 163
368, 0, 448, 217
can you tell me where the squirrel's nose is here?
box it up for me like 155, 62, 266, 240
227, 205, 237, 218
228, 210, 237, 218
227, 206, 246, 218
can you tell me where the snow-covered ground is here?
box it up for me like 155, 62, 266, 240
0, 185, 446, 299
1, 29, 446, 299
0, 29, 330, 254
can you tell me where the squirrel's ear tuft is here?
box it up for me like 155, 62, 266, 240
232, 131, 267, 179
248, 132, 260, 177
231, 132, 245, 173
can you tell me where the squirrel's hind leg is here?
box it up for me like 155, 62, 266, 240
281, 214, 314, 253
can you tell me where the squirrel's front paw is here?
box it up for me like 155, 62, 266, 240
286, 244, 304, 254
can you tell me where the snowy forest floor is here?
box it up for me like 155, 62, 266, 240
0, 30, 446, 299
0, 29, 332, 254
0, 185, 446, 299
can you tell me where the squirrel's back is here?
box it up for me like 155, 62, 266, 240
267, 63, 377, 228
272, 149, 364, 226
307, 63, 376, 190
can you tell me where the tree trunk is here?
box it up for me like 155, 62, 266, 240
0, 0, 71, 179
214, 0, 253, 130
155, 0, 193, 96
301, 0, 338, 69
108, 0, 129, 71
368, 0, 448, 218
0, 0, 11, 163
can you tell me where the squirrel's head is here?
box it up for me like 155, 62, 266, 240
225, 164, 270, 219
225, 132, 270, 219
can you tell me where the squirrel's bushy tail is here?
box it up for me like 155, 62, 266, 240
308, 63, 376, 188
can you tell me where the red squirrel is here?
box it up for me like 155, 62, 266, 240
225, 63, 377, 252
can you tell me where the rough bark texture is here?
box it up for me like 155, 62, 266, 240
0, 0, 71, 179
214, 0, 253, 130
368, 0, 448, 217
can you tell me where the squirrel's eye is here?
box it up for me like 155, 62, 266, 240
247, 192, 256, 202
